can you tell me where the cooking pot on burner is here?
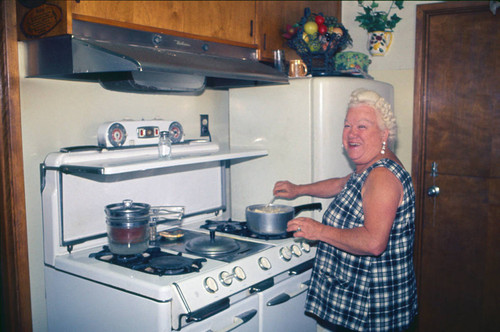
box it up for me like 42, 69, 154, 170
246, 202, 322, 236
105, 199, 184, 255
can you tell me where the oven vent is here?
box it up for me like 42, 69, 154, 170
24, 19, 289, 94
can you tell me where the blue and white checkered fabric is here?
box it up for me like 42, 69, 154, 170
305, 159, 418, 331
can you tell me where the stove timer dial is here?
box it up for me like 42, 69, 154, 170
107, 123, 127, 147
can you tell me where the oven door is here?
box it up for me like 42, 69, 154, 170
180, 294, 259, 332
258, 269, 317, 332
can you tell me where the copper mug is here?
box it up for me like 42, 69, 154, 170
288, 60, 308, 77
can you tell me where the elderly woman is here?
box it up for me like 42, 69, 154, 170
273, 89, 418, 331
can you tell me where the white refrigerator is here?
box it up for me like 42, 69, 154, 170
228, 77, 393, 221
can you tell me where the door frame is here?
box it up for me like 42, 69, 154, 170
411, 0, 492, 285
0, 0, 32, 330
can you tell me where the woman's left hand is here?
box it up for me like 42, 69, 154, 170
287, 217, 323, 240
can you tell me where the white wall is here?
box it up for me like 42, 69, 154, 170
18, 43, 230, 331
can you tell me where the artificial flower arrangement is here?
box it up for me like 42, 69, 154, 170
283, 8, 352, 74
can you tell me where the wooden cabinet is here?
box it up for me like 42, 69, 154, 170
16, 1, 341, 61
255, 1, 341, 61
17, 0, 256, 45
71, 1, 256, 45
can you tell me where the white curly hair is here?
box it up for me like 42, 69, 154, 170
347, 88, 397, 149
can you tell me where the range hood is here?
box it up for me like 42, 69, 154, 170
24, 19, 288, 94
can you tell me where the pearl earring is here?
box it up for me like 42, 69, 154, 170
381, 141, 386, 155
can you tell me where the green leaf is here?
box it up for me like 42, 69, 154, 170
355, 0, 405, 32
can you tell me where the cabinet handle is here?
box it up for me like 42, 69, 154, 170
250, 20, 253, 37
207, 309, 257, 332
266, 282, 309, 306
263, 33, 267, 50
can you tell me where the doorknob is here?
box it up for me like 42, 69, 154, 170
427, 185, 440, 197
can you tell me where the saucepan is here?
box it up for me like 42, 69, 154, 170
105, 199, 184, 255
246, 202, 322, 236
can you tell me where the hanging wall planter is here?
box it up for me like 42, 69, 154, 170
355, 1, 404, 57
367, 30, 393, 56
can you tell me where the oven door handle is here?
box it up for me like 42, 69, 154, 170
266, 280, 310, 306
206, 309, 257, 332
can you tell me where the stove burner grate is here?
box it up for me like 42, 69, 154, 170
202, 219, 292, 240
148, 256, 204, 275
89, 246, 206, 276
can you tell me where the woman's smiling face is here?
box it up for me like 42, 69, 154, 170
343, 105, 388, 172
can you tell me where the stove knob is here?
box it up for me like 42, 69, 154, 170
203, 277, 218, 293
291, 244, 302, 257
301, 241, 311, 253
280, 246, 292, 261
219, 271, 233, 286
258, 257, 272, 270
233, 266, 246, 281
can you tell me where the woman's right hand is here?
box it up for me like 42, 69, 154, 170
273, 181, 300, 199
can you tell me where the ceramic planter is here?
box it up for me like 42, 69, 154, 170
367, 31, 393, 56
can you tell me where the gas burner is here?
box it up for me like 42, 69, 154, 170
202, 219, 292, 240
202, 219, 246, 233
148, 256, 205, 275
115, 254, 144, 264
89, 246, 206, 276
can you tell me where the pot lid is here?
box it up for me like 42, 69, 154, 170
185, 231, 240, 257
105, 199, 151, 218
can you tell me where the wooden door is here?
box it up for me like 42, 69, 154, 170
412, 2, 499, 331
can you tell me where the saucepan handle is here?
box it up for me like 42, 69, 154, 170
293, 202, 322, 215
150, 206, 185, 220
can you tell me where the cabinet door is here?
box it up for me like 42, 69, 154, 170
71, 1, 255, 45
181, 1, 255, 44
256, 1, 341, 61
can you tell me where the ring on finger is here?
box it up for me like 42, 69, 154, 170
297, 226, 301, 232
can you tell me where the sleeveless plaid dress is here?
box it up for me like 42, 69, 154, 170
305, 159, 418, 331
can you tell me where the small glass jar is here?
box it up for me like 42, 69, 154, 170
158, 131, 172, 158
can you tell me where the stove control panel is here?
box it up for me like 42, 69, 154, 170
97, 120, 184, 148
176, 240, 316, 304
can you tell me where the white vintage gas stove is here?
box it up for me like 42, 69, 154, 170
41, 142, 318, 332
